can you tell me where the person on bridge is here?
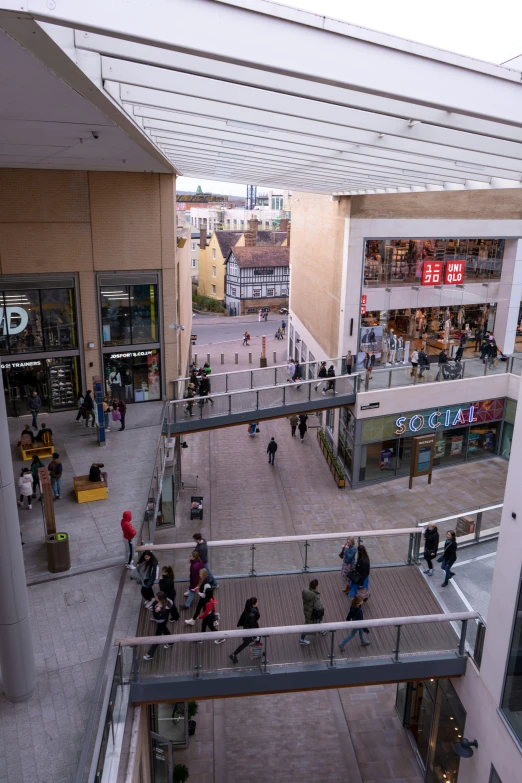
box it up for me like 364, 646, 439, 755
348, 545, 371, 600
298, 414, 308, 442
185, 569, 211, 625
423, 523, 439, 576
159, 565, 180, 623
193, 533, 217, 587
184, 383, 196, 417
198, 374, 214, 406
243, 330, 250, 346
121, 510, 136, 569
340, 537, 357, 593
292, 360, 302, 388
181, 551, 204, 608
299, 579, 327, 645
314, 361, 327, 393
287, 358, 296, 381
267, 437, 278, 465
143, 593, 174, 660
288, 414, 299, 437
338, 596, 370, 651
136, 551, 160, 608
439, 530, 457, 587
229, 597, 260, 664
325, 365, 336, 394
345, 350, 353, 375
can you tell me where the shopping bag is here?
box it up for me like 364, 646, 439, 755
112, 410, 121, 421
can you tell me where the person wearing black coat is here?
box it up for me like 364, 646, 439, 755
143, 593, 174, 660
298, 414, 308, 443
436, 350, 448, 381
325, 364, 336, 393
338, 597, 370, 649
229, 597, 260, 663
439, 531, 457, 586
159, 565, 180, 622
423, 523, 439, 575
418, 349, 430, 378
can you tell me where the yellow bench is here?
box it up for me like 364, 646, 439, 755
74, 475, 108, 504
21, 443, 54, 461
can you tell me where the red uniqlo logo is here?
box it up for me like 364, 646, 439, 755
444, 260, 465, 284
421, 260, 442, 286
361, 295, 367, 305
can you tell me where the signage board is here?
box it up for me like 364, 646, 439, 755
410, 433, 436, 488
421, 261, 443, 286
361, 402, 380, 410
394, 398, 503, 437
0, 306, 29, 336
444, 260, 465, 284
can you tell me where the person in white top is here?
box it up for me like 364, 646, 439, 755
287, 359, 296, 380
18, 468, 33, 510
410, 349, 419, 377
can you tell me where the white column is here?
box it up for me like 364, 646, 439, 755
493, 238, 522, 355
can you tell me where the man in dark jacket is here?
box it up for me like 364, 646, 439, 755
83, 390, 95, 428
36, 423, 53, 443
28, 390, 41, 430
418, 349, 430, 378
117, 398, 127, 430
314, 362, 327, 393
326, 365, 336, 393
299, 579, 326, 645
48, 452, 63, 500
193, 533, 217, 587
267, 437, 278, 465
436, 350, 448, 381
423, 523, 440, 575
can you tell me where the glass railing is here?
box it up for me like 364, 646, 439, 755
415, 501, 503, 549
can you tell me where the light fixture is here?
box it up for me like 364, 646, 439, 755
181, 441, 189, 449
455, 738, 478, 758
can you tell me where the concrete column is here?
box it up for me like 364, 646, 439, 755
0, 370, 36, 702
492, 238, 522, 355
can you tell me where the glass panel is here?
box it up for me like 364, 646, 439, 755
134, 349, 161, 402
100, 286, 131, 345
47, 356, 80, 410
151, 736, 170, 783
359, 440, 396, 482
1, 360, 48, 417
40, 288, 77, 350
104, 349, 161, 403
501, 578, 522, 743
408, 679, 436, 768
130, 284, 159, 344
395, 681, 409, 724
467, 422, 499, 460
4, 289, 44, 353
500, 421, 514, 459
427, 679, 466, 783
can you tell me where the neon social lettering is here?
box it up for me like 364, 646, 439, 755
395, 416, 407, 435
445, 409, 451, 427
409, 414, 424, 432
428, 411, 441, 429
468, 405, 477, 423
452, 408, 466, 426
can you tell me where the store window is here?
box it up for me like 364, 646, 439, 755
100, 284, 158, 346
359, 440, 397, 481
0, 287, 78, 356
501, 577, 522, 744
1, 356, 80, 416
103, 349, 161, 403
267, 288, 275, 297
467, 422, 498, 460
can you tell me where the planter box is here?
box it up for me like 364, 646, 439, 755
317, 429, 345, 489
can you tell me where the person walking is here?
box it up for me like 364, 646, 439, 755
28, 390, 41, 430
340, 537, 357, 593
243, 330, 250, 346
143, 593, 174, 660
184, 383, 196, 417
30, 454, 44, 500
455, 343, 464, 363
410, 349, 419, 377
121, 510, 136, 569
181, 551, 204, 609
348, 544, 371, 599
436, 349, 448, 381
345, 350, 353, 375
76, 392, 85, 424
325, 364, 336, 394
264, 310, 268, 322
83, 390, 95, 428
338, 596, 370, 650
117, 398, 127, 430
489, 338, 498, 368
159, 565, 180, 622
299, 579, 326, 645
289, 414, 298, 437
18, 468, 33, 510
418, 349, 430, 378
48, 452, 63, 500
480, 338, 490, 364
193, 532, 217, 586
298, 414, 308, 442
197, 589, 224, 641
229, 597, 260, 664
281, 319, 286, 335
102, 397, 112, 431
267, 436, 278, 465
136, 550, 160, 608
185, 569, 211, 625
422, 522, 439, 576
314, 362, 327, 393
287, 358, 296, 381
439, 530, 457, 586
292, 360, 302, 389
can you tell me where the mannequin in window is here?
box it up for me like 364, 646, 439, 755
444, 316, 452, 343
109, 366, 122, 399
396, 335, 404, 363
381, 330, 389, 365
387, 330, 397, 365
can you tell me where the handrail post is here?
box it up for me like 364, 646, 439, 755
303, 540, 310, 572
329, 630, 335, 668
459, 619, 468, 656
283, 384, 286, 406
308, 378, 312, 401
392, 625, 402, 663
256, 389, 259, 411
131, 646, 139, 683
475, 511, 482, 542
250, 543, 256, 576
388, 370, 392, 389
414, 531, 422, 562
407, 533, 414, 564
228, 393, 232, 415
251, 370, 254, 390
473, 620, 486, 667
225, 374, 228, 393
263, 636, 268, 673
484, 359, 488, 376
194, 641, 201, 678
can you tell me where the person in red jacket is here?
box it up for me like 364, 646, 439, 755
121, 510, 136, 569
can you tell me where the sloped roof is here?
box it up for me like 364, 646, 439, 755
215, 231, 242, 258
228, 246, 289, 268
255, 230, 287, 246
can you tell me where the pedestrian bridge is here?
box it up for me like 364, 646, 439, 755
117, 528, 484, 703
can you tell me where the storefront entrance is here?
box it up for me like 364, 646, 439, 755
2, 356, 80, 417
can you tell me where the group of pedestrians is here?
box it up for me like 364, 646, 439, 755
313, 361, 336, 395
18, 451, 63, 507
76, 390, 127, 431
184, 363, 212, 416
422, 524, 458, 586
288, 413, 308, 441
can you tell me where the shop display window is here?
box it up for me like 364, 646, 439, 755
41, 289, 77, 350
101, 284, 159, 346
103, 349, 161, 403
359, 440, 396, 482
363, 238, 505, 288
500, 422, 514, 459
501, 577, 522, 746
467, 422, 498, 460
47, 357, 80, 409
0, 287, 78, 356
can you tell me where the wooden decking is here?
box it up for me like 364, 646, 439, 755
136, 566, 458, 678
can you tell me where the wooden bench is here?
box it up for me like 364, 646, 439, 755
73, 475, 108, 504
20, 443, 54, 462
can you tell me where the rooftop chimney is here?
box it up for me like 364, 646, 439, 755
199, 228, 207, 250
244, 231, 256, 247
248, 217, 259, 235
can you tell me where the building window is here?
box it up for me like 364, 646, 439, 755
191, 259, 196, 268
212, 285, 216, 295
212, 248, 216, 260
231, 287, 237, 297
100, 284, 158, 346
0, 287, 78, 356
252, 289, 261, 298
191, 242, 196, 251
227, 219, 231, 227
282, 286, 288, 295
103, 348, 161, 403
212, 266, 217, 278
267, 288, 274, 297
253, 268, 274, 276
272, 196, 283, 209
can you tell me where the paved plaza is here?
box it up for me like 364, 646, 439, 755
0, 338, 508, 782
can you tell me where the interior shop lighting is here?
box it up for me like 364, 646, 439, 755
101, 291, 125, 295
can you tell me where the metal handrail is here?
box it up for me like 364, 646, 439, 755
416, 502, 503, 527
136, 526, 421, 553
116, 610, 479, 647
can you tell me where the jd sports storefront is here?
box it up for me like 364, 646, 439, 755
0, 276, 82, 416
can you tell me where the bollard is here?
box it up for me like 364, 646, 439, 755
221, 353, 224, 365
207, 353, 210, 365
273, 351, 277, 363
235, 353, 238, 364
194, 353, 197, 366
249, 352, 252, 364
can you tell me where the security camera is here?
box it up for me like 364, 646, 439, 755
180, 325, 185, 331
92, 131, 99, 140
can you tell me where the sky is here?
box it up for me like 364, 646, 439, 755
177, 0, 522, 196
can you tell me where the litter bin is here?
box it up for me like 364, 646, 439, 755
46, 532, 71, 573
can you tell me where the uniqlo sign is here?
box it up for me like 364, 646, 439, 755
421, 260, 442, 286
444, 260, 465, 284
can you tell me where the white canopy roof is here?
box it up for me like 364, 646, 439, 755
1, 0, 522, 193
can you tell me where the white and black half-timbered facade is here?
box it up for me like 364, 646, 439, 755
225, 244, 290, 316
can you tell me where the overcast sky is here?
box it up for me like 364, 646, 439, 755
177, 0, 522, 196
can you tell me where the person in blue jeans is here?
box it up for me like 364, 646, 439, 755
48, 452, 63, 500
192, 533, 218, 587
339, 596, 370, 650
28, 391, 41, 430
439, 530, 458, 586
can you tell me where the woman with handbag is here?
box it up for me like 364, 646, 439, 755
439, 530, 457, 586
299, 579, 326, 645
348, 545, 371, 599
136, 550, 159, 608
340, 537, 357, 593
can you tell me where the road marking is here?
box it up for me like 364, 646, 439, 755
452, 552, 496, 568
450, 578, 475, 612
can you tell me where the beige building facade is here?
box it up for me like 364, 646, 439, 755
0, 169, 191, 414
